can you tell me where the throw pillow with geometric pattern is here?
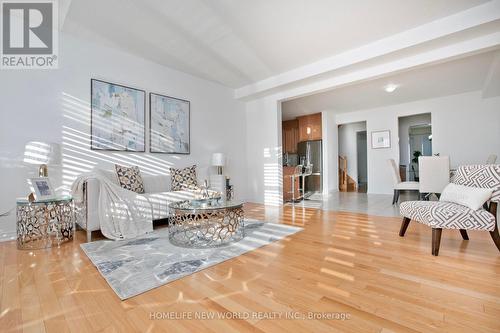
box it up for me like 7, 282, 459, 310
170, 165, 198, 191
115, 164, 145, 194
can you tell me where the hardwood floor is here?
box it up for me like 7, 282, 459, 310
1, 203, 499, 332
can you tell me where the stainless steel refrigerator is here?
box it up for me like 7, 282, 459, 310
297, 140, 322, 197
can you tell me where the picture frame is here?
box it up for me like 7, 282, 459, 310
149, 92, 190, 154
371, 130, 391, 149
90, 79, 146, 152
29, 177, 56, 201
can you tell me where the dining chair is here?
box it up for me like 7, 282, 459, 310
486, 154, 497, 164
387, 159, 419, 204
302, 164, 313, 199
418, 156, 450, 200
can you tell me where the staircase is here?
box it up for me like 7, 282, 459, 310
339, 156, 357, 192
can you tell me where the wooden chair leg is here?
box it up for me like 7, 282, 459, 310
489, 223, 500, 252
432, 228, 442, 256
459, 229, 469, 240
399, 217, 411, 237
487, 202, 500, 252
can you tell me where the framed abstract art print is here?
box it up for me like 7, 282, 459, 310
149, 93, 190, 154
90, 79, 146, 152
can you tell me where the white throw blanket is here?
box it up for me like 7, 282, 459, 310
71, 170, 153, 240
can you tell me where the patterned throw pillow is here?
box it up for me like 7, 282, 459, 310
115, 165, 145, 194
170, 165, 198, 191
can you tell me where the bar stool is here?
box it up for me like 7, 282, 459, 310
302, 164, 313, 199
287, 164, 303, 203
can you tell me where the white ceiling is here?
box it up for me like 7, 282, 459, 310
63, 0, 489, 88
281, 51, 498, 120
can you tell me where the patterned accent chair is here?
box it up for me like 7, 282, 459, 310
399, 165, 500, 256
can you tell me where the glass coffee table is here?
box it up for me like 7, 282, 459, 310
169, 200, 244, 248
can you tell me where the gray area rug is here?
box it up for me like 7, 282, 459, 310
81, 221, 302, 300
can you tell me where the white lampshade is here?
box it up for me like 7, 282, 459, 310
211, 153, 226, 167
23, 141, 62, 165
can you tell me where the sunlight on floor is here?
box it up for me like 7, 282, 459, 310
286, 191, 418, 217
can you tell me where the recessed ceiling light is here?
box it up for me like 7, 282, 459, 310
384, 83, 398, 93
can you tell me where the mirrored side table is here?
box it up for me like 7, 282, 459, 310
16, 195, 74, 250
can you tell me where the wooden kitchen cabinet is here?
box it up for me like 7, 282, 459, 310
282, 119, 299, 153
298, 113, 322, 142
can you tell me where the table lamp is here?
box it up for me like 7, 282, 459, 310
211, 153, 226, 175
23, 141, 62, 177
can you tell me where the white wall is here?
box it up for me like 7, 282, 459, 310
245, 97, 282, 205
335, 91, 500, 194
337, 121, 367, 183
0, 33, 247, 241
321, 111, 338, 194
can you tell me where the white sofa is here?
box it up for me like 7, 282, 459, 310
77, 169, 201, 242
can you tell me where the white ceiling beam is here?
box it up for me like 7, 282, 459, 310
235, 0, 500, 100
274, 31, 500, 102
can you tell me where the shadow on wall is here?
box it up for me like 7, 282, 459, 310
60, 92, 175, 193
263, 146, 282, 206
0, 92, 191, 242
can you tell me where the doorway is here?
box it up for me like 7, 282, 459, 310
398, 113, 432, 181
338, 121, 367, 192
356, 131, 367, 193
